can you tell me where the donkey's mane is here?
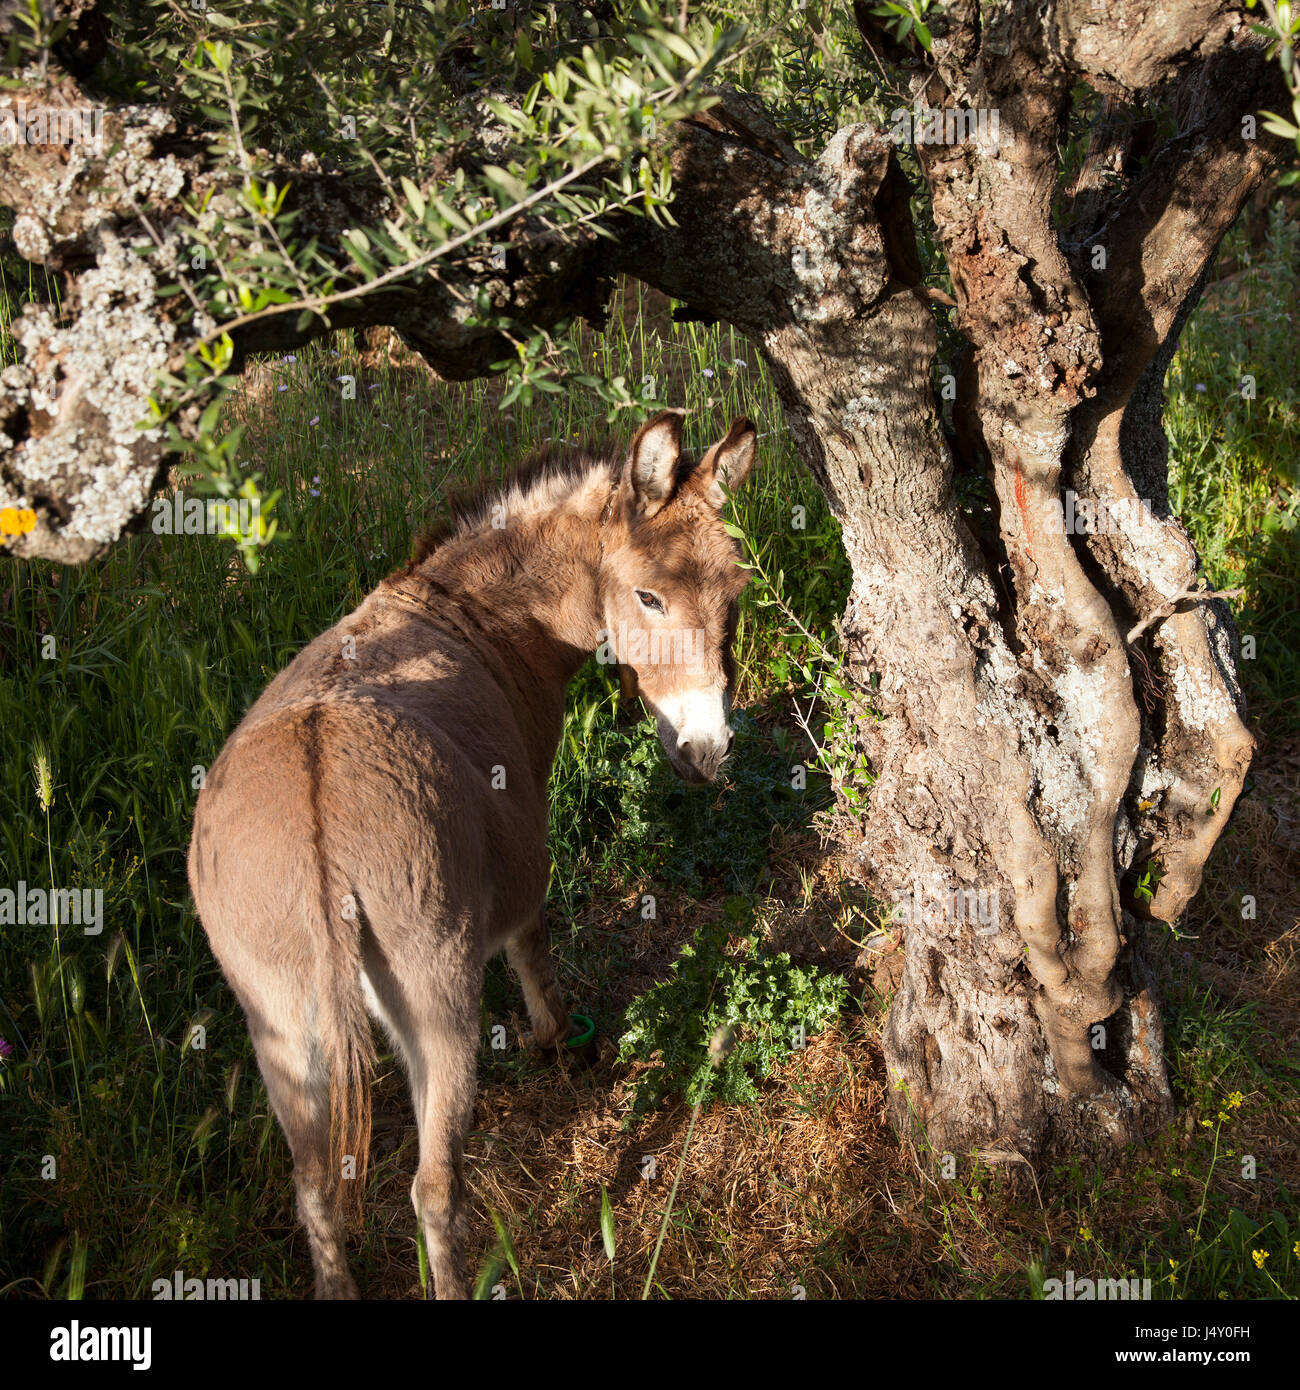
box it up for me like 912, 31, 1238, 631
407, 437, 618, 566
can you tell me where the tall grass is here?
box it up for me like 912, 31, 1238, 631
1167, 207, 1300, 733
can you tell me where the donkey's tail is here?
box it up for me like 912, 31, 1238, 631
304, 709, 374, 1219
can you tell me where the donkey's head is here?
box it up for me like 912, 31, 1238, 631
599, 410, 758, 784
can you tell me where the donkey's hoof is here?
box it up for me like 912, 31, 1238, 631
564, 1037, 600, 1069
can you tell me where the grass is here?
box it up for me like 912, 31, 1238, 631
1, 230, 1297, 1299
1168, 203, 1300, 734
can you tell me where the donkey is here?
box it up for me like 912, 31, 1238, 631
187, 409, 758, 1298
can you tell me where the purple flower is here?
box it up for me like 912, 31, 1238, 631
309, 416, 320, 427
1195, 383, 1207, 393
702, 368, 714, 379
277, 384, 289, 393
0, 1038, 13, 1061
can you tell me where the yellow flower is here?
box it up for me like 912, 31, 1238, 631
1078, 1225, 1093, 1242
1228, 1091, 1244, 1108
1251, 1249, 1270, 1269
1293, 1241, 1300, 1259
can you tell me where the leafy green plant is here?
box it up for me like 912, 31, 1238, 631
565, 703, 825, 897
1133, 858, 1164, 903
616, 899, 847, 1115
1249, 0, 1300, 182
871, 0, 935, 53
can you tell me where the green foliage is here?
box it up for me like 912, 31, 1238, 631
722, 504, 874, 815
1133, 858, 1163, 903
61, 2, 756, 564
599, 1184, 617, 1262
713, 1, 886, 153
616, 901, 847, 1115
872, 1, 935, 53
582, 705, 827, 897
1166, 208, 1300, 732
1247, 0, 1300, 182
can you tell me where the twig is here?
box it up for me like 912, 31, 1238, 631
1125, 582, 1245, 645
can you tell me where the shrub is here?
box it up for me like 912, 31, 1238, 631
616, 898, 847, 1116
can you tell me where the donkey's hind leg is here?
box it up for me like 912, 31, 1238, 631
240, 986, 358, 1299
507, 909, 570, 1049
409, 995, 479, 1299
361, 940, 480, 1299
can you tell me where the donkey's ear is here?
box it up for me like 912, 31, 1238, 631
626, 409, 685, 517
696, 417, 758, 510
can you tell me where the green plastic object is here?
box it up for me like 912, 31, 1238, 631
566, 1013, 596, 1047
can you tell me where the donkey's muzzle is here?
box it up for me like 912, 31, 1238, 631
674, 727, 734, 784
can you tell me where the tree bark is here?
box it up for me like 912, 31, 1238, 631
0, 1, 1282, 1161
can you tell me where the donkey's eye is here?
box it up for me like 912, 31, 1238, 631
636, 589, 665, 614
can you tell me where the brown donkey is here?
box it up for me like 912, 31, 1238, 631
188, 410, 758, 1298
